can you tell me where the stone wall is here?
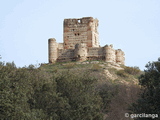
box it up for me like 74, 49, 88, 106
48, 39, 125, 64
88, 47, 103, 57
87, 47, 104, 60
57, 49, 74, 62
63, 17, 99, 49
58, 43, 64, 49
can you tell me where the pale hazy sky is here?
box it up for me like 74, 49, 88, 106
0, 0, 160, 70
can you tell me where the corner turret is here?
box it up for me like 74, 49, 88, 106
116, 49, 125, 65
48, 38, 58, 63
104, 44, 116, 63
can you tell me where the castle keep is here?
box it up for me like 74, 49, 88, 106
48, 17, 125, 65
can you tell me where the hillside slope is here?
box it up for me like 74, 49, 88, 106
41, 61, 141, 84
0, 61, 142, 120
40, 61, 142, 120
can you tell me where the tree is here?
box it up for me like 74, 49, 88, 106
54, 70, 103, 120
131, 58, 160, 119
0, 62, 103, 119
0, 62, 52, 119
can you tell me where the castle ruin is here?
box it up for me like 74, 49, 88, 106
48, 17, 125, 65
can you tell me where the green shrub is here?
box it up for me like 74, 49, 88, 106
124, 66, 140, 75
91, 64, 102, 71
97, 82, 119, 113
116, 70, 128, 78
63, 63, 75, 69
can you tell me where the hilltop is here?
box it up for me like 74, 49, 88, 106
41, 61, 141, 85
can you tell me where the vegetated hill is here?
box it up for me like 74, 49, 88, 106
40, 61, 142, 120
0, 61, 142, 120
40, 61, 142, 85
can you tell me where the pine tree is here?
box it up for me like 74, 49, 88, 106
131, 58, 160, 119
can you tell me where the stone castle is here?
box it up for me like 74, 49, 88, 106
48, 17, 125, 65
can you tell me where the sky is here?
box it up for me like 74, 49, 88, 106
0, 0, 160, 70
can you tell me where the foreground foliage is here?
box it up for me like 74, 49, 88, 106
0, 62, 103, 120
0, 62, 140, 120
131, 58, 160, 119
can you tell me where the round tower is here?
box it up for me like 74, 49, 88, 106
48, 38, 57, 63
116, 49, 125, 65
104, 44, 116, 63
74, 43, 87, 61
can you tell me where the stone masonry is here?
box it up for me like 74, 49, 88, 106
48, 17, 125, 65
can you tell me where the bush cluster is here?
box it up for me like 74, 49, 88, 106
116, 66, 141, 78
116, 70, 128, 78
124, 66, 141, 75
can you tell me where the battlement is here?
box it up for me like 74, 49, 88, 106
64, 17, 94, 25
48, 17, 125, 65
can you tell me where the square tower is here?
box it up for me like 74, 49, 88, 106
63, 17, 99, 49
